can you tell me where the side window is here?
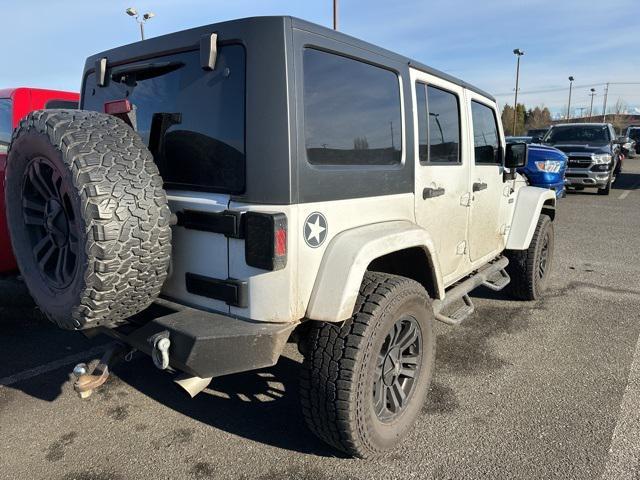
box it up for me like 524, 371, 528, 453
415, 83, 460, 164
303, 48, 402, 166
0, 99, 12, 154
471, 101, 501, 165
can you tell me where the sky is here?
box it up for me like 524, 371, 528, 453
3, 0, 639, 116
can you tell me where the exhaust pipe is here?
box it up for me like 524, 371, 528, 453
174, 373, 213, 398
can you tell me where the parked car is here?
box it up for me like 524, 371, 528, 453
542, 123, 622, 195
4, 16, 556, 458
507, 137, 567, 198
506, 135, 533, 144
625, 126, 640, 155
527, 128, 549, 142
0, 87, 79, 273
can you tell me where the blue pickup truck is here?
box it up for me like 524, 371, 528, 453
506, 136, 567, 198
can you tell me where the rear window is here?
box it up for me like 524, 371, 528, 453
303, 48, 402, 166
0, 99, 11, 154
82, 46, 246, 194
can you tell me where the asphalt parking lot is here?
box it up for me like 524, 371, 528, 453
1, 159, 639, 480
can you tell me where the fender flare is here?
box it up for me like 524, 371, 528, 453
305, 221, 444, 322
506, 186, 556, 250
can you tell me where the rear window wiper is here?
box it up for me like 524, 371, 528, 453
111, 61, 185, 85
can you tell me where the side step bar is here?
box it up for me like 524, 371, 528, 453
433, 257, 510, 326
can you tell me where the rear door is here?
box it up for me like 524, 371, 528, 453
410, 68, 470, 282
466, 95, 506, 262
81, 46, 246, 313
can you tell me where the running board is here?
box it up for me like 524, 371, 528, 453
483, 268, 511, 291
433, 257, 509, 326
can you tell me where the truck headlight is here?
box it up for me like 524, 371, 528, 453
535, 160, 562, 173
591, 153, 612, 164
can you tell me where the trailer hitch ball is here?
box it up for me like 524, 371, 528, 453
73, 363, 88, 377
152, 336, 171, 370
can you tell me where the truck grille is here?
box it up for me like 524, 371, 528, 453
567, 155, 592, 168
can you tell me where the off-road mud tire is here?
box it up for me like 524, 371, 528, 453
5, 109, 172, 330
300, 272, 435, 458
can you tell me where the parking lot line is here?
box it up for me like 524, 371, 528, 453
601, 332, 640, 479
618, 180, 640, 200
0, 345, 106, 387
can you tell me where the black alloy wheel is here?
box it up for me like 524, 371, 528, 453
22, 156, 79, 289
373, 315, 422, 422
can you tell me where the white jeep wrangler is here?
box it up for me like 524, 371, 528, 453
4, 17, 556, 458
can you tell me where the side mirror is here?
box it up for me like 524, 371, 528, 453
616, 136, 629, 144
505, 142, 528, 168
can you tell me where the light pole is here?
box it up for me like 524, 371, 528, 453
126, 7, 155, 40
588, 88, 596, 121
512, 48, 524, 135
566, 76, 574, 121
602, 82, 609, 122
333, 0, 338, 30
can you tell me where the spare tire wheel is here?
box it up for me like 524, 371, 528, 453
5, 109, 172, 330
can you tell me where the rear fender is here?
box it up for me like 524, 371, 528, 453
305, 221, 443, 322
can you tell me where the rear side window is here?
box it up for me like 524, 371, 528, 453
303, 48, 402, 166
415, 83, 460, 164
0, 99, 12, 153
471, 101, 501, 165
83, 45, 246, 194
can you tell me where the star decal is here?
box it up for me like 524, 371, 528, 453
304, 212, 328, 248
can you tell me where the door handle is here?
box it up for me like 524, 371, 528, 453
423, 187, 445, 199
472, 182, 488, 192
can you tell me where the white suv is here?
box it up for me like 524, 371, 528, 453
4, 16, 556, 458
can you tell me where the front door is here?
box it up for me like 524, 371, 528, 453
466, 96, 506, 262
411, 69, 470, 282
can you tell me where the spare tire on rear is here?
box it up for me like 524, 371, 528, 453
5, 109, 172, 330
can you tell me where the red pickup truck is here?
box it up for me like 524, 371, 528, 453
0, 87, 79, 272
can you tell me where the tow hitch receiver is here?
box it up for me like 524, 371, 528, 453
73, 343, 128, 399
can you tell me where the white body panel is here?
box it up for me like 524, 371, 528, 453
464, 90, 513, 264
163, 191, 230, 313
410, 69, 471, 281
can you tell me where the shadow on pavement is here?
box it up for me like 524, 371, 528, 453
612, 171, 640, 190
112, 354, 343, 457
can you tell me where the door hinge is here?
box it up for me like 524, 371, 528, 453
456, 241, 467, 255
500, 224, 511, 235
460, 193, 472, 207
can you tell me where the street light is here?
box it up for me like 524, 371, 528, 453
512, 48, 524, 135
588, 88, 596, 121
126, 7, 155, 40
566, 76, 574, 121
333, 0, 338, 30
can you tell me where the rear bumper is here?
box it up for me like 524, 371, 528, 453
100, 298, 297, 378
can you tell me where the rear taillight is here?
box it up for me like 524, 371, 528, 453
244, 212, 287, 271
104, 99, 132, 115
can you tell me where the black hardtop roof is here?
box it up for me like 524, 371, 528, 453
83, 16, 495, 102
